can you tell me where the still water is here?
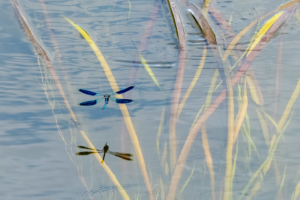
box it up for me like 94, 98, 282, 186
1, 0, 300, 199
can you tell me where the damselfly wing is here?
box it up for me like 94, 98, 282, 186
76, 144, 133, 163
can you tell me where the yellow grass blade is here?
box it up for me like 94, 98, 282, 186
201, 125, 216, 200
242, 124, 260, 159
64, 17, 154, 200
258, 108, 281, 134
292, 180, 300, 200
247, 11, 284, 56
247, 74, 270, 145
202, 0, 211, 18
224, 70, 235, 200
180, 162, 195, 194
247, 173, 264, 200
222, 0, 300, 62
238, 155, 273, 199
177, 46, 207, 118
161, 142, 168, 168
231, 139, 238, 194
276, 164, 286, 200
239, 109, 294, 199
229, 13, 233, 26
233, 80, 248, 143
278, 79, 300, 129
191, 104, 205, 130
246, 76, 261, 105
139, 54, 162, 91
205, 69, 220, 109
296, 10, 300, 22
255, 109, 270, 146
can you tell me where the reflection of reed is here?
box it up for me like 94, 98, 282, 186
167, 0, 186, 172
36, 55, 93, 200
167, 3, 299, 200
11, 0, 300, 199
65, 18, 154, 200
10, 1, 129, 199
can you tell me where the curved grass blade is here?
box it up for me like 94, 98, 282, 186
256, 108, 270, 146
116, 86, 135, 94
233, 80, 248, 144
139, 54, 162, 91
167, 0, 185, 46
188, 2, 217, 45
247, 11, 284, 56
127, 0, 161, 86
292, 177, 300, 200
231, 139, 238, 190
166, 6, 298, 200
208, 6, 265, 106
278, 79, 300, 128
64, 17, 154, 200
201, 124, 216, 200
222, 0, 300, 62
276, 164, 286, 200
241, 123, 260, 160
238, 110, 294, 199
239, 79, 300, 198
79, 89, 100, 96
177, 46, 207, 119
208, 5, 236, 40
246, 75, 270, 145
246, 75, 262, 105
187, 2, 227, 100
296, 9, 300, 22
180, 162, 195, 194
191, 104, 205, 130
223, 68, 235, 200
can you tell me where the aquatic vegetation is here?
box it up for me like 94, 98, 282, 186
9, 0, 300, 199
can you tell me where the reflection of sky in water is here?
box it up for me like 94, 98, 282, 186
1, 0, 300, 199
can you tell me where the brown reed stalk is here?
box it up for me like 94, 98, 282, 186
209, 5, 264, 105
166, 5, 298, 200
223, 67, 235, 200
201, 124, 216, 200
65, 18, 155, 200
167, 0, 187, 172
177, 46, 207, 119
9, 1, 130, 199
